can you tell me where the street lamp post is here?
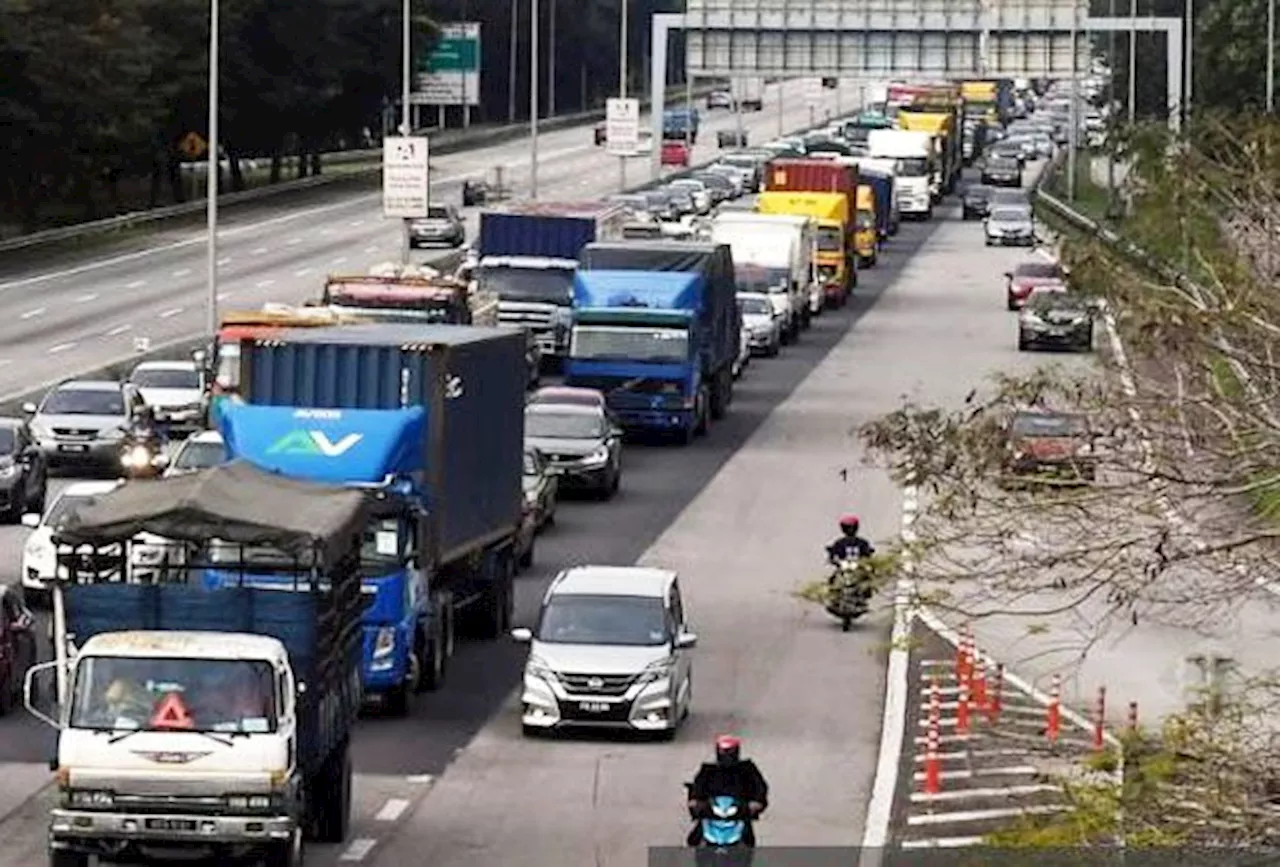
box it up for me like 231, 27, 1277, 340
618, 0, 628, 191
548, 0, 556, 117
530, 0, 539, 198
205, 0, 219, 337
1128, 0, 1136, 125
400, 0, 413, 264
1269, 0, 1276, 112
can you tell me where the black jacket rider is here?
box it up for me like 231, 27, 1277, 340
826, 535, 874, 565
687, 759, 769, 847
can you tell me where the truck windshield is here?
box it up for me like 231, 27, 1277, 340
570, 325, 689, 363
735, 266, 790, 293
478, 266, 573, 305
855, 211, 876, 229
536, 594, 669, 646
70, 656, 278, 734
815, 227, 843, 252
895, 158, 929, 176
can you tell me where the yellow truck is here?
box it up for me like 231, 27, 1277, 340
897, 111, 959, 200
854, 186, 878, 268
756, 190, 854, 304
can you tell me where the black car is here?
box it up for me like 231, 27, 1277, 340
1017, 288, 1094, 352
0, 418, 47, 522
524, 403, 623, 498
961, 185, 992, 220
691, 171, 736, 201
408, 205, 466, 248
981, 156, 1023, 188
0, 585, 37, 715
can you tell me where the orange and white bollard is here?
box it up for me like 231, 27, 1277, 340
1127, 700, 1139, 736
923, 722, 941, 795
1093, 686, 1107, 751
973, 663, 988, 713
930, 676, 941, 725
955, 631, 969, 684
1046, 674, 1061, 744
956, 680, 971, 735
988, 664, 1004, 725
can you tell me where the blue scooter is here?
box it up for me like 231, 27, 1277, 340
685, 784, 755, 865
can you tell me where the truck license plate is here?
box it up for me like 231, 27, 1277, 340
59, 444, 89, 452
579, 702, 610, 713
145, 818, 197, 831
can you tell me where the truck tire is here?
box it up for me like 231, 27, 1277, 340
262, 829, 304, 867
474, 553, 514, 640
313, 744, 353, 844
694, 387, 710, 437
49, 851, 90, 867
384, 678, 412, 716
709, 376, 727, 421
420, 619, 447, 692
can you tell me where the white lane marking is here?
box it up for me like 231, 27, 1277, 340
909, 784, 1060, 803
859, 482, 917, 854
911, 765, 1039, 782
75, 293, 99, 303
900, 837, 988, 849
217, 257, 233, 266
906, 805, 1066, 826
0, 359, 10, 367
172, 268, 192, 277
48, 343, 76, 354
106, 325, 131, 336
286, 237, 302, 245
216, 291, 233, 300
126, 280, 145, 289
256, 280, 275, 289
321, 228, 334, 235
251, 247, 268, 255
362, 245, 377, 254
338, 838, 377, 861
374, 798, 410, 822
332, 257, 348, 266
350, 220, 365, 227
20, 307, 46, 319
293, 268, 312, 277
405, 773, 433, 784
159, 308, 183, 319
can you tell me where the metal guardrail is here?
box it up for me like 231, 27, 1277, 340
0, 85, 719, 256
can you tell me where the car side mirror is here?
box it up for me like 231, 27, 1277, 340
675, 632, 698, 649
21, 513, 40, 528
510, 627, 533, 643
21, 402, 36, 415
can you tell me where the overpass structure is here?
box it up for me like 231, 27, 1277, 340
647, 0, 1185, 177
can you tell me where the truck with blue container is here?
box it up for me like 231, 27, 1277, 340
662, 108, 700, 142
32, 461, 366, 867
858, 165, 896, 240
217, 323, 527, 715
475, 202, 627, 367
568, 240, 740, 443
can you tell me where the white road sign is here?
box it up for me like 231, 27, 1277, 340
804, 77, 824, 104
382, 136, 430, 219
606, 97, 641, 156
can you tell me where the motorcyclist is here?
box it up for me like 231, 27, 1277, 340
686, 735, 769, 847
128, 404, 168, 447
826, 514, 875, 566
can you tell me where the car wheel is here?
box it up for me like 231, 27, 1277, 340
1017, 332, 1031, 351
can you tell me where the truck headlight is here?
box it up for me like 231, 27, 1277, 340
372, 627, 396, 659
122, 445, 152, 467
67, 790, 115, 808
526, 654, 554, 681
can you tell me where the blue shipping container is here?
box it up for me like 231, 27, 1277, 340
239, 323, 526, 564
860, 169, 894, 239
478, 203, 623, 260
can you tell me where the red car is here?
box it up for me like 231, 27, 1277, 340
661, 141, 690, 167
1005, 259, 1068, 310
0, 586, 37, 715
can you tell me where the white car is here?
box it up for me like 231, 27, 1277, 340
21, 481, 122, 608
737, 291, 781, 357
127, 359, 204, 429
512, 565, 697, 738
160, 430, 226, 477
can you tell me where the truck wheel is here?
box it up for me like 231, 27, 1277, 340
420, 625, 446, 692
48, 850, 90, 867
314, 744, 352, 844
694, 388, 710, 437
262, 828, 304, 867
385, 678, 411, 716
474, 555, 514, 640
709, 378, 727, 421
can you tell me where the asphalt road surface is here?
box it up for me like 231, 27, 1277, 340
0, 79, 835, 404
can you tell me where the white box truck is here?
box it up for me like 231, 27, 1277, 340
866, 129, 934, 221
711, 212, 817, 341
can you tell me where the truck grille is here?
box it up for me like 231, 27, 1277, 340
556, 672, 637, 696
498, 302, 558, 330
564, 376, 675, 396
111, 793, 228, 815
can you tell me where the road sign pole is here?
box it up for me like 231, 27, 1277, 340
530, 0, 539, 199
384, 137, 431, 268
206, 0, 219, 338
401, 0, 411, 134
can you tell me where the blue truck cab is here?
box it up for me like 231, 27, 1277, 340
663, 108, 700, 143
216, 404, 446, 713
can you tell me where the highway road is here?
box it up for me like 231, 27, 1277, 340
0, 79, 832, 404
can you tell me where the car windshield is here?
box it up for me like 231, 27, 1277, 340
965, 186, 990, 200
171, 439, 227, 471
895, 157, 929, 176
1015, 262, 1064, 279
426, 206, 451, 219
535, 593, 669, 646
988, 159, 1018, 170
41, 388, 124, 416
478, 265, 573, 304
571, 325, 689, 363
131, 367, 199, 389
69, 656, 278, 734
0, 429, 15, 455
991, 208, 1029, 222
737, 296, 772, 316
525, 410, 604, 439
1011, 413, 1088, 438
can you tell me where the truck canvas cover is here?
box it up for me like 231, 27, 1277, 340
52, 460, 370, 562
580, 240, 734, 293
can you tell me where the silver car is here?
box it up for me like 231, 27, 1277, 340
984, 205, 1036, 247
127, 360, 204, 432
24, 380, 144, 470
736, 291, 781, 356
512, 565, 697, 737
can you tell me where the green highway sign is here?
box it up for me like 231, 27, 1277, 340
419, 26, 479, 73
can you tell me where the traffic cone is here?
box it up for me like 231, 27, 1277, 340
929, 676, 941, 725
973, 663, 988, 713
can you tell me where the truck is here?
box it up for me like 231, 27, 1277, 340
30, 461, 367, 867
321, 271, 499, 326
839, 110, 894, 147
475, 202, 626, 366
732, 77, 764, 112
857, 162, 898, 239
220, 323, 527, 714
757, 190, 852, 307
853, 186, 880, 268
896, 84, 964, 197
570, 241, 739, 443
662, 108, 700, 142
710, 211, 818, 331
763, 158, 859, 298
866, 129, 934, 220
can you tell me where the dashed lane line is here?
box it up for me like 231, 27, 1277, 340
338, 838, 377, 862
251, 247, 268, 255
172, 268, 191, 277
75, 293, 98, 303
255, 280, 275, 289
105, 325, 131, 337
373, 799, 410, 822
217, 257, 233, 266
48, 343, 75, 354
159, 308, 183, 319
126, 280, 145, 289
20, 307, 45, 319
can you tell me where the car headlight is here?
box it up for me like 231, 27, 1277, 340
372, 626, 396, 659
526, 654, 554, 680
0, 464, 15, 478
66, 790, 114, 808
121, 445, 152, 467
581, 446, 610, 467
636, 658, 674, 685
30, 422, 51, 439
100, 427, 126, 442
24, 539, 52, 561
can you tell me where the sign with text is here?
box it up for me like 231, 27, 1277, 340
605, 97, 640, 156
382, 137, 430, 219
415, 22, 481, 106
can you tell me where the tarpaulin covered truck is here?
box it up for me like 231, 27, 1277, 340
221, 323, 526, 714
36, 462, 366, 867
476, 202, 626, 364
570, 241, 739, 443
763, 158, 859, 299
895, 83, 964, 198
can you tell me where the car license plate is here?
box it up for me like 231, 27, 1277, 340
58, 444, 89, 452
144, 818, 197, 831
579, 701, 611, 713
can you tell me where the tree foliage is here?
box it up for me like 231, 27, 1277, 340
0, 0, 676, 234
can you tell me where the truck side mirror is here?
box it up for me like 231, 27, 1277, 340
25, 660, 60, 729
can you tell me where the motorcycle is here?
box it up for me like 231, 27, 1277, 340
826, 556, 873, 632
119, 429, 165, 478
685, 784, 754, 864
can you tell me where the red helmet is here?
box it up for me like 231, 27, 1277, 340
839, 514, 860, 533
714, 734, 741, 764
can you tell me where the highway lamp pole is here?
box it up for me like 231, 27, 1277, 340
508, 0, 518, 123
1107, 0, 1117, 207
1269, 0, 1276, 112
778, 79, 784, 136
548, 0, 556, 117
530, 0, 539, 198
1066, 5, 1078, 201
1128, 0, 1137, 125
205, 0, 219, 337
401, 0, 413, 265
619, 0, 628, 192
1184, 0, 1193, 120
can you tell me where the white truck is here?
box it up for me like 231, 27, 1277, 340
732, 77, 764, 111
866, 129, 935, 221
711, 212, 816, 343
